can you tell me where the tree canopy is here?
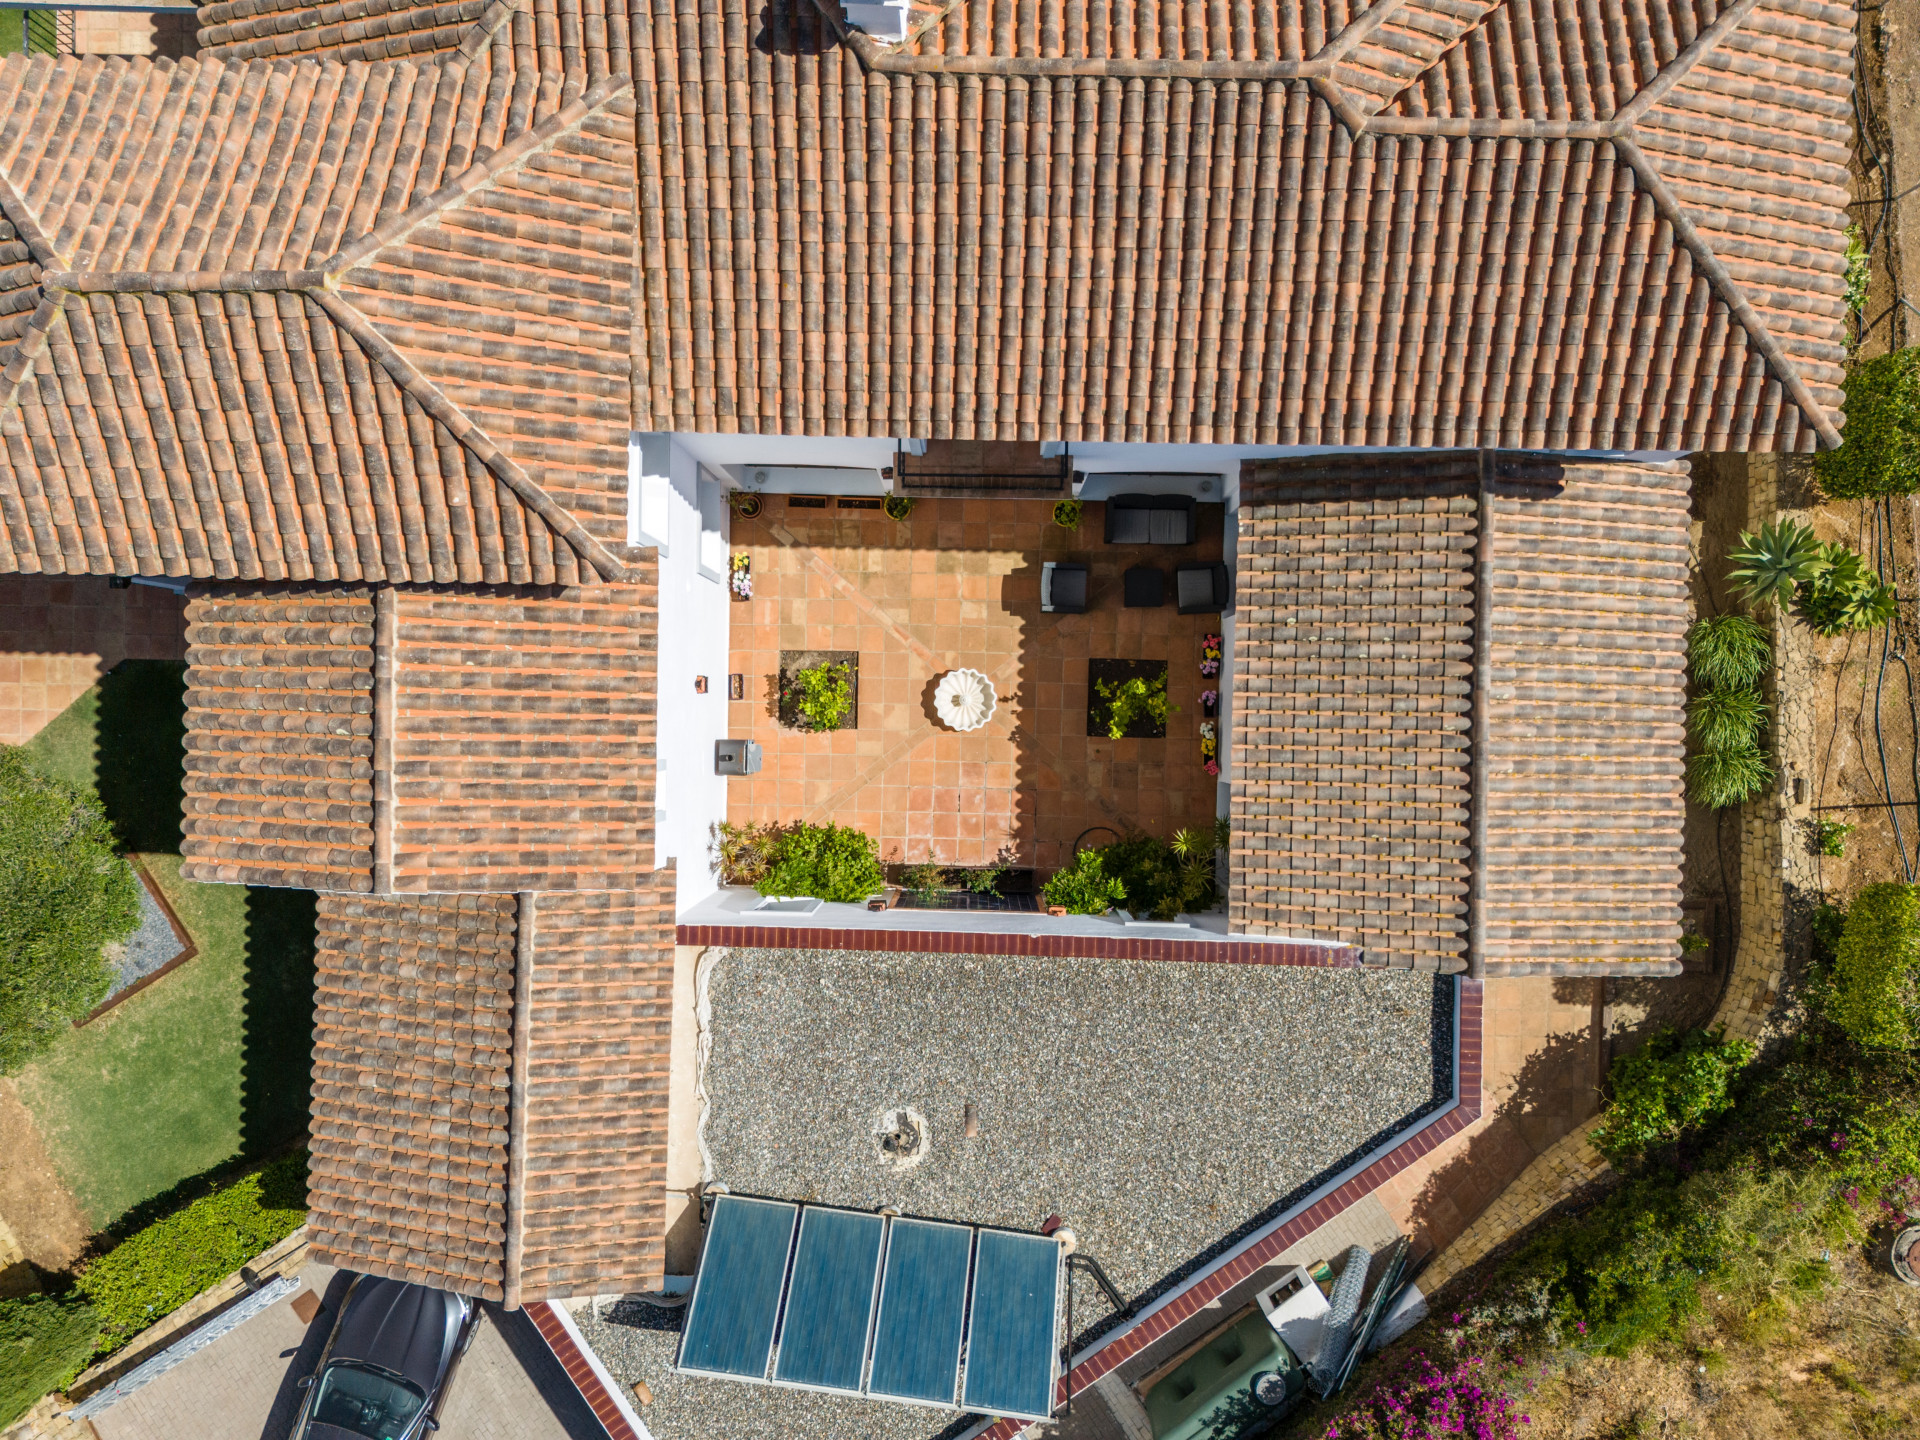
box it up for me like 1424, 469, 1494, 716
0, 748, 138, 1073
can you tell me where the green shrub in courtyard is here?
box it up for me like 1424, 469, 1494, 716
755, 823, 884, 904
0, 1293, 101, 1427
77, 1151, 309, 1350
1098, 833, 1215, 921
1042, 851, 1126, 915
0, 748, 140, 1075
1830, 882, 1920, 1050
1816, 347, 1920, 499
782, 661, 854, 732
1092, 671, 1172, 740
1590, 1026, 1753, 1164
1725, 519, 1826, 612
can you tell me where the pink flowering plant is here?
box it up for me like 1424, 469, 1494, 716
1200, 632, 1223, 677
1326, 1353, 1529, 1440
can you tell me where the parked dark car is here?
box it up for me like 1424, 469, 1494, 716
292, 1274, 478, 1440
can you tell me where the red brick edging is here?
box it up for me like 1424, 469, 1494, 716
676, 923, 1355, 967
970, 978, 1484, 1439
528, 1299, 646, 1440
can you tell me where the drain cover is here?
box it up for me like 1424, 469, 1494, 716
873, 1106, 931, 1171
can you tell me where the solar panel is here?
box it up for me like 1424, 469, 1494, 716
960, 1229, 1061, 1420
771, 1207, 885, 1393
675, 1198, 1063, 1422
677, 1195, 798, 1380
865, 1218, 973, 1407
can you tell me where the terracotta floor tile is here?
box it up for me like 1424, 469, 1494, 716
726, 498, 1225, 879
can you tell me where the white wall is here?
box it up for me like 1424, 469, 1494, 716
635, 435, 733, 914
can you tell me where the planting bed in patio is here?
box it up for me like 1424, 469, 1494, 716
1088, 658, 1170, 738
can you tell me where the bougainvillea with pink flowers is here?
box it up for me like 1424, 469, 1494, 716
1326, 1354, 1529, 1440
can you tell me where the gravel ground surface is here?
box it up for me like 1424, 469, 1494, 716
578, 1300, 956, 1440
581, 950, 1449, 1440
704, 948, 1449, 1298
103, 862, 184, 998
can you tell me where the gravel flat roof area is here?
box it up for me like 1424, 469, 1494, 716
582, 948, 1451, 1440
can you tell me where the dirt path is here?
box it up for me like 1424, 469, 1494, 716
0, 1077, 92, 1277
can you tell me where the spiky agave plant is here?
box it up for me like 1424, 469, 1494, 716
1686, 687, 1769, 752
1686, 743, 1775, 810
1725, 519, 1826, 612
1794, 541, 1899, 635
1685, 615, 1771, 691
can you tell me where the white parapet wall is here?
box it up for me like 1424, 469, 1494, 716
632, 433, 732, 912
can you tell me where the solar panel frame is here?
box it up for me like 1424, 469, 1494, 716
864, 1216, 976, 1410
959, 1227, 1063, 1421
674, 1194, 800, 1384
767, 1205, 887, 1396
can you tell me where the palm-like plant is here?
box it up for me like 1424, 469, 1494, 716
1686, 743, 1775, 810
1725, 519, 1826, 611
1686, 687, 1768, 752
1684, 616, 1770, 691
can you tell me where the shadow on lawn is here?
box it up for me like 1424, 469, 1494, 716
93, 658, 187, 854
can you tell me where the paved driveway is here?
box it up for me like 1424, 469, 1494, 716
89, 1265, 604, 1440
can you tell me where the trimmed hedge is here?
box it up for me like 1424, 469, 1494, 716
77, 1152, 308, 1347
1816, 347, 1920, 499
1590, 1027, 1753, 1164
0, 747, 140, 1074
0, 1294, 100, 1429
1832, 882, 1920, 1050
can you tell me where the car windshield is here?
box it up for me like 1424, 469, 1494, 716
311, 1360, 428, 1440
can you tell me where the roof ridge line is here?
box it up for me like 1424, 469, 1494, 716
320, 69, 631, 277
1616, 0, 1764, 127
307, 285, 630, 583
1315, 0, 1414, 64
809, 0, 1332, 78
0, 286, 65, 420
0, 169, 65, 269
1614, 136, 1843, 449
456, 0, 520, 61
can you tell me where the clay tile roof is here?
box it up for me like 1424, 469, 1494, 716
179, 577, 658, 895
308, 883, 673, 1304
0, 41, 636, 583
605, 0, 1851, 449
1232, 450, 1689, 978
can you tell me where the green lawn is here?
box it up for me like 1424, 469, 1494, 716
13, 665, 315, 1232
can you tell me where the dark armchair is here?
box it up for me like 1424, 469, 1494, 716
1174, 562, 1232, 615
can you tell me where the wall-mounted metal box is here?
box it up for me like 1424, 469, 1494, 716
715, 739, 763, 776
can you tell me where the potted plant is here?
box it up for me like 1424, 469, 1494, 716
1052, 498, 1082, 530
1200, 688, 1218, 718
1200, 633, 1222, 678
729, 553, 753, 600
884, 494, 917, 521
729, 491, 763, 519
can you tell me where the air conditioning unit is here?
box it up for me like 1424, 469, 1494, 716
842, 0, 910, 43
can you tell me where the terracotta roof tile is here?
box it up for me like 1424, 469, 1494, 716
609, 0, 1851, 447
1232, 450, 1690, 976
307, 881, 674, 1303
0, 49, 634, 582
179, 577, 658, 894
